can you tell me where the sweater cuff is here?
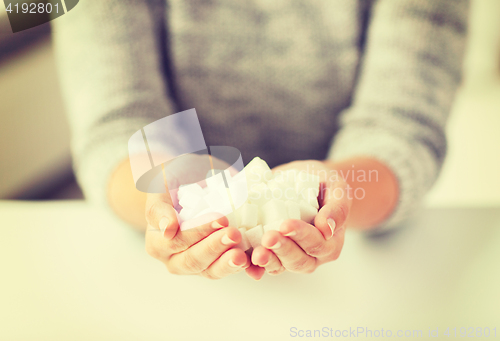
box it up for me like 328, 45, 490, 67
327, 125, 439, 231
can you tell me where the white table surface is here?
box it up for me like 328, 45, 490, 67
1, 201, 499, 340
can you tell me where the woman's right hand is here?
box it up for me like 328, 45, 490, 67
143, 153, 266, 280
145, 192, 251, 279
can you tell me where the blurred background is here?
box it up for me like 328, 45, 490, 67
0, 0, 499, 205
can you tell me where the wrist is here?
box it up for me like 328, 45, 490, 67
325, 157, 399, 230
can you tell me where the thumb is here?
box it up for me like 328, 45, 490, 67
314, 177, 352, 241
145, 193, 180, 240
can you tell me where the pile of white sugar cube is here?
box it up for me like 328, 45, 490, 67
177, 157, 320, 251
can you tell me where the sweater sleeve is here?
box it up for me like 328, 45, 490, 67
52, 0, 178, 207
328, 0, 469, 230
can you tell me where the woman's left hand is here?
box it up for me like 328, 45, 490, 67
248, 160, 352, 276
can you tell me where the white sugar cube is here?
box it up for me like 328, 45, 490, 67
228, 169, 246, 184
193, 158, 323, 233
295, 172, 320, 196
193, 208, 213, 219
189, 196, 209, 217
263, 219, 284, 233
299, 188, 319, 209
178, 191, 203, 209
179, 208, 195, 222
268, 177, 298, 202
299, 200, 318, 224
273, 172, 294, 188
206, 172, 226, 189
177, 183, 204, 201
285, 188, 299, 202
226, 211, 239, 228
227, 176, 248, 209
266, 179, 285, 201
260, 199, 288, 226
248, 183, 272, 206
285, 200, 301, 220
183, 208, 223, 230
204, 188, 232, 216
244, 157, 273, 185
245, 225, 264, 248
238, 203, 259, 229
236, 228, 252, 251
297, 181, 320, 198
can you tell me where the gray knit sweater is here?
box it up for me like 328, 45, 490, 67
52, 0, 469, 229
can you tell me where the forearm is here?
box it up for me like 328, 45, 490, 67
326, 1, 468, 230
325, 157, 399, 231
53, 0, 175, 223
108, 158, 148, 232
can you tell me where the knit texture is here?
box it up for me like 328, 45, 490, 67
52, 0, 469, 229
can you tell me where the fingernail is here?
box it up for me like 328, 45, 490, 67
283, 230, 296, 237
228, 259, 242, 268
221, 234, 237, 245
212, 221, 224, 229
268, 241, 281, 250
159, 217, 170, 235
327, 218, 336, 240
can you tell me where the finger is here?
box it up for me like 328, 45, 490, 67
245, 265, 266, 281
252, 246, 285, 276
261, 231, 317, 274
315, 177, 352, 240
278, 219, 332, 258
166, 227, 241, 275
327, 218, 346, 262
145, 193, 179, 240
201, 248, 250, 280
180, 211, 226, 232
146, 211, 228, 259
145, 214, 228, 263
